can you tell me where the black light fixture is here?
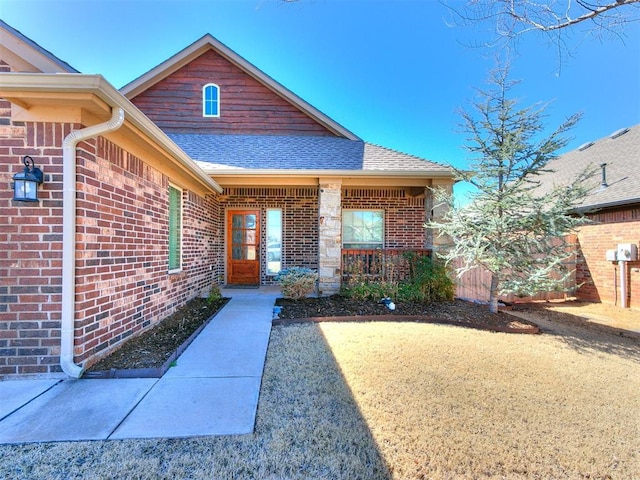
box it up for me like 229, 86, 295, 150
12, 156, 44, 202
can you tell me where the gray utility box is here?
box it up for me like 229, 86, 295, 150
617, 243, 638, 262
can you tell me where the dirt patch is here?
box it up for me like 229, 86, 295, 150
275, 296, 539, 333
85, 297, 228, 374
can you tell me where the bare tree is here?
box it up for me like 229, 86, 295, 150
445, 0, 640, 47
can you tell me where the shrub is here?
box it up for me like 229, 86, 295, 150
403, 253, 454, 302
341, 254, 454, 303
207, 284, 222, 304
341, 280, 397, 301
276, 267, 318, 299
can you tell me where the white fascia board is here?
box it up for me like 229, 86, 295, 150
206, 169, 457, 178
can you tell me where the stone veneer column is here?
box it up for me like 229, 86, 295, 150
317, 178, 342, 295
429, 179, 455, 255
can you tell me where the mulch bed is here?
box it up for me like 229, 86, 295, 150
84, 297, 229, 377
83, 294, 539, 377
274, 296, 540, 334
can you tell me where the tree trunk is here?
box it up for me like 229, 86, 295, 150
488, 273, 499, 314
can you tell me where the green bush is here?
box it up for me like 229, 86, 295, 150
341, 254, 454, 303
276, 267, 318, 299
403, 253, 454, 302
341, 281, 396, 301
207, 284, 222, 304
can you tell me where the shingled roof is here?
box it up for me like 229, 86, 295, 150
0, 20, 78, 73
535, 124, 640, 211
168, 134, 451, 174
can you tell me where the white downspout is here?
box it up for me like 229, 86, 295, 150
619, 260, 628, 309
60, 107, 125, 378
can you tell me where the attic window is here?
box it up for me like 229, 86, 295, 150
609, 127, 630, 139
203, 83, 220, 117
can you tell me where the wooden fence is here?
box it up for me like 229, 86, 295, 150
453, 235, 578, 303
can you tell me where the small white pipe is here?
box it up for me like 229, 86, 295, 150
60, 108, 125, 378
619, 260, 627, 309
614, 265, 618, 306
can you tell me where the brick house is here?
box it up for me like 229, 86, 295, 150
0, 23, 455, 378
536, 125, 640, 309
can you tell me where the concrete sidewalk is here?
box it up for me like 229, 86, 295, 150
0, 287, 277, 444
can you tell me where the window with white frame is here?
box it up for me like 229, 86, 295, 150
266, 209, 282, 275
168, 184, 183, 272
203, 83, 220, 117
342, 210, 384, 249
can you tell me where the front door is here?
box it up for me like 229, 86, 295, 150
227, 210, 260, 285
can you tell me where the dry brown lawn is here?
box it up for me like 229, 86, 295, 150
1, 319, 638, 479
318, 321, 640, 479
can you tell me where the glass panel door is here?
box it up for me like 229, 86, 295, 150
227, 210, 260, 285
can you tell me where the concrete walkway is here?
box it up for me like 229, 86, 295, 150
0, 287, 278, 444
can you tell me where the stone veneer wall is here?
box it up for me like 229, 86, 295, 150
318, 181, 342, 295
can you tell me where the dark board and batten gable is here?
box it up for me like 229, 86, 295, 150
124, 34, 354, 138
130, 49, 334, 136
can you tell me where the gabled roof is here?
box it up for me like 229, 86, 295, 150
0, 73, 222, 195
536, 124, 640, 210
169, 133, 453, 176
121, 34, 359, 140
0, 20, 78, 73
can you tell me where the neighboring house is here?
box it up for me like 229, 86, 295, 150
535, 125, 640, 309
0, 23, 455, 378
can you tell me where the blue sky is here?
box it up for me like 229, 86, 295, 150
2, 0, 639, 199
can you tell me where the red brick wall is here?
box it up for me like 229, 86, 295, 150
0, 111, 221, 377
130, 50, 334, 136
0, 117, 70, 376
220, 187, 319, 284
576, 207, 640, 308
342, 187, 428, 249
219, 186, 429, 285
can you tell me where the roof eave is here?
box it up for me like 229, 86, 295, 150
205, 168, 457, 178
573, 197, 640, 214
0, 73, 222, 194
0, 20, 79, 73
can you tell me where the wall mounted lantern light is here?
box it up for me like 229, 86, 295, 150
12, 156, 44, 202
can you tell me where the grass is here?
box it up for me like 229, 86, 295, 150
1, 320, 638, 479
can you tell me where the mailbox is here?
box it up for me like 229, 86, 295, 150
606, 249, 618, 261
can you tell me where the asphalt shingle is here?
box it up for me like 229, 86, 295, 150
535, 124, 640, 209
168, 134, 450, 173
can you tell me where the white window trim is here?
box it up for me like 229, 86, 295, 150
202, 83, 220, 118
342, 209, 385, 249
266, 208, 283, 276
168, 183, 184, 274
